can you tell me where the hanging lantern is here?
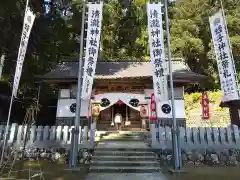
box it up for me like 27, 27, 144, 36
140, 105, 147, 118
150, 93, 157, 121
92, 105, 100, 118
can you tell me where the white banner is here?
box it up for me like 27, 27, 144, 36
147, 3, 168, 101
13, 8, 35, 97
209, 10, 239, 102
81, 2, 103, 100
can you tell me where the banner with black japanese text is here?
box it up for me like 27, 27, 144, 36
209, 10, 239, 102
147, 3, 168, 101
13, 8, 35, 97
81, 2, 103, 100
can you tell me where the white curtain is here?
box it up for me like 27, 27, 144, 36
94, 93, 145, 111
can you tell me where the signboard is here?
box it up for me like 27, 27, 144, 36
81, 2, 103, 99
147, 3, 168, 101
13, 8, 35, 97
202, 92, 210, 120
209, 10, 239, 102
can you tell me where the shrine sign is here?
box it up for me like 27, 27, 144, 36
81, 2, 103, 100
147, 3, 168, 102
13, 8, 35, 97
201, 92, 210, 120
209, 10, 239, 102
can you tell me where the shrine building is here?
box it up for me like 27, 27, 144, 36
38, 58, 206, 131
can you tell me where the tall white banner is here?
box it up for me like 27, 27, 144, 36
13, 8, 35, 97
209, 10, 239, 102
81, 2, 103, 100
147, 3, 168, 101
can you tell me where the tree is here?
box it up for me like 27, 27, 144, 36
170, 0, 240, 88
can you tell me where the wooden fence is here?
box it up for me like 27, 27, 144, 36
150, 123, 240, 150
0, 123, 96, 148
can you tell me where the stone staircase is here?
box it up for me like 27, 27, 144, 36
89, 132, 161, 173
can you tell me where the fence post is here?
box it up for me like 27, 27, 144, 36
150, 123, 157, 148
90, 122, 96, 148
69, 127, 75, 168
36, 126, 43, 141
83, 126, 88, 145
232, 125, 240, 148
43, 126, 50, 141
8, 123, 18, 144
63, 126, 69, 143
56, 126, 63, 142
29, 125, 36, 143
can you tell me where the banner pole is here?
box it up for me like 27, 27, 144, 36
163, 0, 181, 170
219, 0, 239, 95
0, 0, 30, 168
70, 0, 86, 168
0, 93, 14, 166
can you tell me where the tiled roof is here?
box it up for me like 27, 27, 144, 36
38, 59, 206, 82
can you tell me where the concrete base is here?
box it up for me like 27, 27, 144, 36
168, 168, 187, 175
64, 168, 82, 171
64, 165, 89, 172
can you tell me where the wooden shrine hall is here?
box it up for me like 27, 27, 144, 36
38, 59, 206, 131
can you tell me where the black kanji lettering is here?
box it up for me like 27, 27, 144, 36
219, 51, 228, 60
86, 65, 93, 77
154, 58, 163, 68
88, 57, 94, 66
92, 10, 100, 18
150, 9, 159, 19
152, 38, 161, 48
24, 24, 30, 32
215, 24, 222, 34
223, 69, 231, 78
88, 47, 97, 56
151, 29, 161, 38
91, 18, 100, 27
221, 60, 229, 69
154, 68, 164, 77
90, 28, 100, 36
218, 41, 226, 51
150, 19, 160, 28
156, 82, 161, 95
90, 37, 97, 46
153, 48, 162, 57
216, 33, 224, 42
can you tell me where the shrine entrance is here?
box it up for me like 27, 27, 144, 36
96, 101, 142, 131
94, 92, 145, 131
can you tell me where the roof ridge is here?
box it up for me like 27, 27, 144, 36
59, 58, 185, 64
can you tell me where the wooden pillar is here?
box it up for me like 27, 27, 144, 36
126, 105, 128, 122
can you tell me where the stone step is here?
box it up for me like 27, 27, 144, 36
94, 151, 155, 156
95, 148, 153, 152
101, 137, 143, 141
92, 155, 156, 161
91, 160, 159, 167
89, 166, 161, 173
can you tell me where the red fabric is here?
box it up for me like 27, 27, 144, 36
116, 99, 124, 105
150, 93, 157, 121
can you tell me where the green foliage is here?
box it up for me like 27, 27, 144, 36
184, 90, 230, 127
0, 0, 239, 108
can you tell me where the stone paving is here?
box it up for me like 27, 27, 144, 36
85, 132, 168, 180
85, 173, 168, 180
